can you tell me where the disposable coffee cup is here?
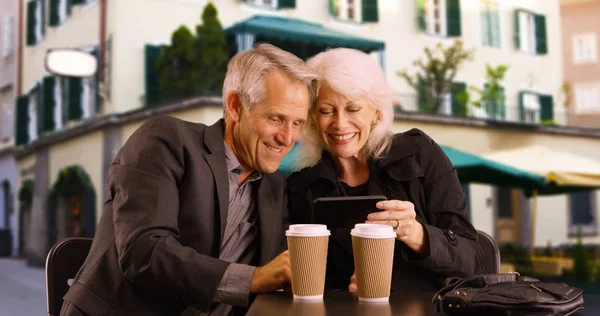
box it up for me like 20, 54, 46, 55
351, 224, 396, 302
286, 224, 330, 299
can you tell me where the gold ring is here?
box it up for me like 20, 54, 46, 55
395, 219, 401, 231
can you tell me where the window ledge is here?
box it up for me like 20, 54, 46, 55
328, 18, 369, 31
240, 3, 283, 15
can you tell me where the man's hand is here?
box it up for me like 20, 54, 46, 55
348, 273, 357, 292
250, 250, 291, 294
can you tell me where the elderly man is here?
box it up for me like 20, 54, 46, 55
60, 44, 320, 316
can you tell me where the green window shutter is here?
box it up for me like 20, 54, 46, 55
329, 0, 337, 17
16, 96, 30, 145
540, 94, 553, 121
491, 7, 500, 47
50, 0, 59, 26
67, 0, 73, 16
92, 47, 101, 114
60, 78, 69, 124
535, 14, 548, 55
514, 10, 520, 50
72, 0, 85, 5
145, 44, 162, 107
481, 6, 489, 46
68, 77, 83, 120
446, 0, 461, 37
417, 80, 427, 112
518, 91, 525, 122
40, 0, 46, 38
498, 86, 506, 119
278, 0, 295, 9
42, 76, 56, 132
362, 0, 378, 23
26, 1, 36, 45
417, 0, 426, 31
450, 82, 467, 116
35, 84, 44, 136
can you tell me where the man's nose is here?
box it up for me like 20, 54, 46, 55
275, 124, 294, 147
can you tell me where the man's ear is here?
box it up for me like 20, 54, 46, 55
225, 91, 243, 122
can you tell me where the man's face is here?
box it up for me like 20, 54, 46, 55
231, 70, 310, 174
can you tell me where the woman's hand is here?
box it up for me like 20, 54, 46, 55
366, 200, 429, 256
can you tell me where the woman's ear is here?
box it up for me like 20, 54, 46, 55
373, 110, 382, 125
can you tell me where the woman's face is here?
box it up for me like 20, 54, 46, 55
313, 84, 379, 159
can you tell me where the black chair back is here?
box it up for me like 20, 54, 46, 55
45, 237, 93, 316
476, 230, 501, 274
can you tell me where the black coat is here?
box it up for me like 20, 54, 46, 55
287, 129, 483, 292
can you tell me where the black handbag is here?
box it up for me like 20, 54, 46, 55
432, 273, 585, 316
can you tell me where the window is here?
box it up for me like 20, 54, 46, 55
480, 0, 500, 47
2, 15, 15, 58
246, 0, 278, 9
426, 0, 447, 36
484, 84, 505, 120
522, 92, 540, 123
417, 0, 461, 37
333, 0, 361, 22
27, 0, 45, 46
575, 86, 599, 112
518, 11, 535, 53
497, 187, 513, 219
573, 34, 597, 64
515, 10, 547, 54
81, 76, 97, 119
0, 87, 13, 140
569, 190, 596, 236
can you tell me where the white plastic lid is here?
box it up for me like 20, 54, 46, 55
286, 224, 331, 237
351, 224, 396, 239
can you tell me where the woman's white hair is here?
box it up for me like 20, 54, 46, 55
222, 43, 320, 115
291, 48, 395, 171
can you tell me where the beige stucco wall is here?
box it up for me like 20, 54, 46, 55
48, 131, 104, 223
16, 153, 36, 186
120, 105, 223, 144
21, 0, 100, 95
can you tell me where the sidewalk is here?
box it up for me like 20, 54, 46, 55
0, 258, 46, 316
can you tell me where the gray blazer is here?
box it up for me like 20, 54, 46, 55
63, 116, 289, 315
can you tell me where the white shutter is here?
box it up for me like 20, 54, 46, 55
59, 0, 68, 24
54, 77, 63, 129
2, 15, 15, 57
28, 93, 38, 141
82, 78, 91, 119
3, 108, 13, 139
35, 1, 43, 43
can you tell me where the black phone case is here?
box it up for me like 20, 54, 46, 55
312, 195, 387, 229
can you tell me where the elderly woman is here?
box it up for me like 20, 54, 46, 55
286, 48, 483, 292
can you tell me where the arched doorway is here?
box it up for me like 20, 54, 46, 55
18, 179, 34, 258
48, 166, 96, 248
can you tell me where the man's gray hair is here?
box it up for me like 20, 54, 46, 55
222, 43, 320, 114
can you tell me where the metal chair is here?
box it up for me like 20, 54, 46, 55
476, 230, 501, 274
45, 237, 93, 316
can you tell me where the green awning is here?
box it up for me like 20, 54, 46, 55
225, 15, 385, 52
441, 145, 547, 189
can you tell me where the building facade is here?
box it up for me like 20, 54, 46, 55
0, 0, 19, 256
561, 0, 600, 128
14, 0, 600, 264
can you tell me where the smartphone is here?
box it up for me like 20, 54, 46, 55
312, 195, 387, 229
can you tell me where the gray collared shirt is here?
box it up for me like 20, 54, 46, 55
211, 143, 262, 315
